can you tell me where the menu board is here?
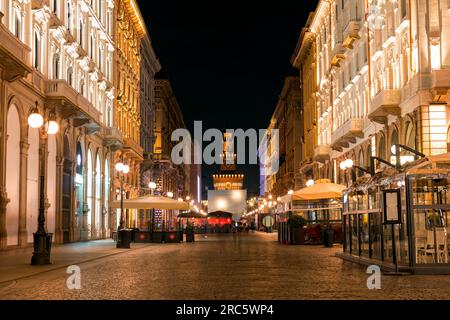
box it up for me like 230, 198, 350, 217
383, 189, 401, 224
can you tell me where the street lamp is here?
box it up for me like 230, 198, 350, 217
148, 181, 157, 235
167, 191, 174, 198
340, 159, 372, 182
29, 102, 59, 265
306, 179, 315, 187
288, 189, 294, 195
391, 144, 425, 169
116, 162, 130, 248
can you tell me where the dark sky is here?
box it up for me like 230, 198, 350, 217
137, 0, 319, 197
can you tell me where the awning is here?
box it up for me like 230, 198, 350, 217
207, 211, 233, 218
291, 181, 346, 201
178, 211, 207, 219
111, 195, 190, 210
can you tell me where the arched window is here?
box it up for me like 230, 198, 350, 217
52, 0, 58, 14
52, 54, 60, 79
98, 46, 102, 70
79, 78, 85, 96
98, 0, 102, 21
14, 9, 21, 39
87, 149, 93, 239
34, 31, 40, 69
67, 67, 73, 86
66, 2, 72, 32
90, 34, 94, 58
79, 19, 83, 46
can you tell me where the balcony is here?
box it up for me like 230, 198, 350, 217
102, 127, 123, 151
140, 152, 154, 171
0, 14, 31, 81
45, 79, 102, 132
123, 137, 144, 160
368, 89, 401, 124
331, 118, 364, 151
431, 69, 450, 96
314, 145, 332, 163
343, 20, 361, 49
331, 42, 346, 68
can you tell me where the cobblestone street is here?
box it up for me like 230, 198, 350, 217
1, 232, 450, 300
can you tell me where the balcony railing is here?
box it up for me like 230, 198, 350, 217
331, 118, 364, 151
45, 79, 102, 126
123, 137, 144, 159
0, 13, 31, 81
368, 89, 401, 124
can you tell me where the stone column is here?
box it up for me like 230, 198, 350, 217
0, 77, 8, 249
0, 187, 10, 249
54, 155, 64, 244
18, 141, 29, 247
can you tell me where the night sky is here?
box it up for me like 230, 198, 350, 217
137, 0, 319, 197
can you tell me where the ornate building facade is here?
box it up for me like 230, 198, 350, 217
112, 0, 144, 229
140, 34, 161, 191
0, 0, 116, 248
151, 74, 189, 200
263, 77, 303, 196
292, 0, 450, 185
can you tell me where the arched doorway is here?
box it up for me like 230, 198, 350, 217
75, 142, 84, 241
95, 152, 101, 239
5, 105, 21, 246
62, 135, 72, 243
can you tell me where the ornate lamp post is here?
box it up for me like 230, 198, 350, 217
340, 159, 372, 186
28, 102, 59, 265
115, 161, 130, 248
148, 182, 156, 234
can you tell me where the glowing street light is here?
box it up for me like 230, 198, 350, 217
116, 161, 130, 248
167, 191, 174, 198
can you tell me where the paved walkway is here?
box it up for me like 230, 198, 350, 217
0, 239, 152, 284
1, 232, 450, 299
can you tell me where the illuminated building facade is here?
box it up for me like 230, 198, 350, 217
263, 77, 303, 197
150, 74, 189, 199
139, 34, 160, 193
112, 0, 144, 229
0, 0, 116, 248
292, 0, 450, 184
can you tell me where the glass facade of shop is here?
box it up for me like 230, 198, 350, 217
342, 170, 450, 272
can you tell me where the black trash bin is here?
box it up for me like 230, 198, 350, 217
323, 228, 334, 247
117, 229, 132, 248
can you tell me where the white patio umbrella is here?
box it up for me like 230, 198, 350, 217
291, 180, 346, 201
111, 194, 190, 210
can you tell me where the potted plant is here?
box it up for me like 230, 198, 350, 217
288, 214, 307, 245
